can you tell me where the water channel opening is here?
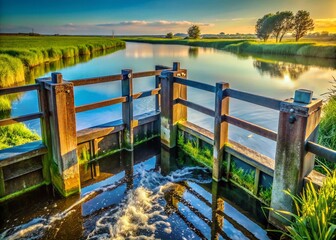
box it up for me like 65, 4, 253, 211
0, 138, 273, 239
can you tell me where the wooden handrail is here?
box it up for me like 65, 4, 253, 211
174, 77, 216, 93
132, 70, 162, 78
226, 88, 282, 111
0, 84, 39, 96
175, 98, 215, 117
306, 141, 336, 163
75, 96, 127, 113
222, 114, 278, 141
69, 74, 123, 86
0, 112, 43, 127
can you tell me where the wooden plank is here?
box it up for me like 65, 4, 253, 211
254, 169, 260, 195
226, 89, 282, 110
178, 121, 214, 145
77, 119, 124, 144
135, 111, 160, 126
0, 84, 39, 96
306, 141, 336, 163
75, 96, 127, 113
175, 77, 216, 93
0, 141, 47, 168
304, 170, 326, 189
222, 114, 278, 141
0, 112, 43, 127
69, 74, 123, 86
3, 160, 42, 181
132, 88, 160, 99
133, 70, 158, 78
225, 140, 275, 177
175, 98, 215, 117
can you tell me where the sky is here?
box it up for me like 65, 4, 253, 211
0, 0, 336, 35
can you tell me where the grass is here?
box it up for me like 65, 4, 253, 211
271, 169, 336, 239
230, 162, 255, 193
122, 37, 336, 59
177, 131, 213, 168
0, 35, 125, 86
259, 186, 272, 205
315, 77, 336, 173
0, 123, 40, 150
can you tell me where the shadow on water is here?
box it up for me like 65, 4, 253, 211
0, 138, 278, 240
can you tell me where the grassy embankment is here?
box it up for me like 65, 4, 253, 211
122, 37, 336, 59
0, 36, 125, 150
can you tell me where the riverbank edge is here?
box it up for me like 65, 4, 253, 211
122, 38, 336, 59
0, 39, 125, 88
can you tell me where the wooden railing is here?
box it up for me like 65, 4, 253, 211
1, 62, 335, 229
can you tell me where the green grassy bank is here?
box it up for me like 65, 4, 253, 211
122, 37, 336, 59
0, 35, 125, 87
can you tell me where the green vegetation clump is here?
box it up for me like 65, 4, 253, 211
230, 162, 255, 193
0, 36, 125, 86
0, 123, 40, 149
272, 170, 336, 239
316, 78, 336, 172
0, 54, 25, 87
177, 132, 213, 167
259, 186, 272, 205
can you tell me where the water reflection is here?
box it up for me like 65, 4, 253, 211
253, 60, 309, 80
188, 47, 199, 58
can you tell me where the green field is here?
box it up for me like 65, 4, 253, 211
122, 37, 336, 59
0, 35, 125, 87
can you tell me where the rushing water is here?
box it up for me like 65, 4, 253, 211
0, 139, 271, 239
7, 42, 336, 158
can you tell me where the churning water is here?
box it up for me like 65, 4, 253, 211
0, 143, 270, 239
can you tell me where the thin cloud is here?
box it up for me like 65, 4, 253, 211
96, 20, 213, 27
315, 18, 336, 31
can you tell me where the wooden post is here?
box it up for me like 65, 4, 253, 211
160, 62, 187, 148
36, 78, 52, 183
44, 72, 80, 197
155, 65, 170, 112
269, 89, 322, 228
0, 168, 5, 197
213, 82, 229, 181
121, 69, 134, 150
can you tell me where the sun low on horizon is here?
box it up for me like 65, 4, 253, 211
0, 0, 335, 35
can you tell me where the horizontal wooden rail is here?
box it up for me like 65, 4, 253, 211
75, 96, 127, 113
132, 88, 160, 99
226, 89, 282, 111
174, 77, 216, 93
0, 112, 43, 127
69, 74, 123, 86
133, 70, 162, 78
0, 84, 39, 96
222, 114, 278, 141
306, 141, 336, 163
175, 98, 215, 117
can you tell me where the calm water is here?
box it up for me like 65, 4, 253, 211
8, 42, 336, 158
0, 139, 271, 240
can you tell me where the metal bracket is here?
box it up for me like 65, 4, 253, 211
280, 101, 309, 117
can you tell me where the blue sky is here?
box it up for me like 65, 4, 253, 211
1, 0, 335, 35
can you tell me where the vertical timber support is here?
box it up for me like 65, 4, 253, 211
122, 69, 134, 150
155, 64, 170, 112
269, 89, 322, 228
160, 62, 187, 148
211, 181, 225, 240
45, 72, 80, 197
213, 82, 229, 181
36, 78, 52, 183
